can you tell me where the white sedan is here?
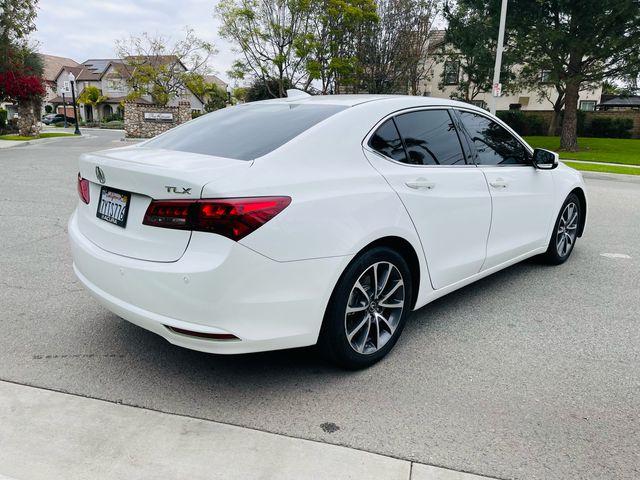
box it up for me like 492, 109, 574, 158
69, 93, 587, 368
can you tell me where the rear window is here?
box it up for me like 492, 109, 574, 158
144, 103, 347, 160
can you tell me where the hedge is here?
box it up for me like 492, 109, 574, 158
496, 111, 546, 136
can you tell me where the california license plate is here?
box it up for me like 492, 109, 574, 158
96, 187, 131, 228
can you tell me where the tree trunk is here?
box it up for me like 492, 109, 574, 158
560, 78, 580, 151
548, 109, 561, 136
17, 98, 42, 137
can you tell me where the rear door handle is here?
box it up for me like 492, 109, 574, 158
489, 178, 509, 189
406, 178, 436, 190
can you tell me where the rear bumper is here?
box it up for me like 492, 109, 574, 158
69, 210, 350, 354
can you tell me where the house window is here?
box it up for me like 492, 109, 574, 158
61, 81, 70, 93
539, 70, 552, 84
580, 100, 596, 111
443, 61, 460, 85
470, 99, 487, 109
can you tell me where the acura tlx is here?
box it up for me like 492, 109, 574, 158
69, 91, 587, 369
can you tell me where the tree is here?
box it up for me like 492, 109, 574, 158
0, 0, 43, 136
217, 0, 312, 98
115, 28, 216, 106
185, 75, 229, 111
439, 0, 514, 101
509, 0, 640, 150
360, 0, 441, 94
77, 86, 108, 121
0, 0, 38, 62
301, 0, 378, 94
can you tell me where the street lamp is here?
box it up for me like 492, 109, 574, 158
61, 91, 68, 128
490, 0, 508, 115
226, 84, 232, 105
68, 72, 81, 135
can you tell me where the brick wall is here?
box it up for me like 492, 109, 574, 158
124, 101, 191, 138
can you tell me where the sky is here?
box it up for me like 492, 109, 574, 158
34, 0, 236, 83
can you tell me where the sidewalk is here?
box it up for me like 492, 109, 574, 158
0, 381, 497, 480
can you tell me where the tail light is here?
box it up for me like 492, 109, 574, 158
143, 197, 291, 241
77, 173, 90, 204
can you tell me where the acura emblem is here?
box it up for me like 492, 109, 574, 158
95, 166, 106, 184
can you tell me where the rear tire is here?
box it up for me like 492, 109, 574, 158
318, 246, 413, 369
542, 193, 581, 265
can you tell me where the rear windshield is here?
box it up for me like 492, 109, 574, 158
144, 103, 347, 160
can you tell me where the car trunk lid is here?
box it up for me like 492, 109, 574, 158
77, 146, 252, 262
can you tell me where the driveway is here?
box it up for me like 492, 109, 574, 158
1, 130, 638, 480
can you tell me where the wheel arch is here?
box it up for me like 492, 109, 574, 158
354, 236, 421, 309
570, 187, 587, 237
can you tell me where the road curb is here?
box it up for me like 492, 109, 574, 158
580, 170, 640, 183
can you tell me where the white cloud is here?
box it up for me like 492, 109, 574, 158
34, 0, 238, 83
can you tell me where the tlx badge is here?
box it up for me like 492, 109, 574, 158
165, 186, 192, 194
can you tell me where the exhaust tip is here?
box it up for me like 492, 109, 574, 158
166, 326, 239, 341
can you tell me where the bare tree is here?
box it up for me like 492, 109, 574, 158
115, 28, 216, 105
360, 0, 442, 94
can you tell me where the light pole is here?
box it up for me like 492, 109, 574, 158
68, 72, 81, 135
490, 0, 508, 115
61, 92, 68, 128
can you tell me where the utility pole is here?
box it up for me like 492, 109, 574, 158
490, 0, 508, 115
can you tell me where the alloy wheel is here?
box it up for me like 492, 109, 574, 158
556, 202, 579, 258
344, 261, 405, 355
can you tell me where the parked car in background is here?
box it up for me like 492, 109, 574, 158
42, 113, 76, 125
69, 92, 587, 369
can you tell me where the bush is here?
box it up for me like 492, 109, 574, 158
44, 104, 53, 114
102, 113, 123, 123
587, 117, 633, 138
191, 111, 203, 119
497, 111, 546, 136
0, 108, 6, 128
102, 120, 124, 129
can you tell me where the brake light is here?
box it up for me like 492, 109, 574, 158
77, 173, 90, 204
143, 197, 291, 241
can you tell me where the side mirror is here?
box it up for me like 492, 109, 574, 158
532, 148, 559, 170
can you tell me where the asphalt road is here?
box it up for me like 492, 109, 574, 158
1, 130, 639, 480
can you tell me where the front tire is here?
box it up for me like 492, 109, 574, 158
542, 193, 581, 265
318, 246, 413, 369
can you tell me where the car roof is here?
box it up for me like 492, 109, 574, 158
254, 93, 484, 112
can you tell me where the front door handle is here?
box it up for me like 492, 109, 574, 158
406, 178, 436, 190
489, 178, 509, 189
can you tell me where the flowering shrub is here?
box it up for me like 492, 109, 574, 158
0, 71, 45, 100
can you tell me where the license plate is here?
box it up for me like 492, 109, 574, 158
96, 186, 131, 228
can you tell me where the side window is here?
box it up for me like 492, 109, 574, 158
458, 111, 529, 166
393, 110, 466, 165
368, 119, 407, 163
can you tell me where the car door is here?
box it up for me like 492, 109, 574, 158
363, 108, 492, 290
455, 109, 556, 270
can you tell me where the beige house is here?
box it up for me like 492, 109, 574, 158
418, 30, 602, 112
43, 55, 207, 121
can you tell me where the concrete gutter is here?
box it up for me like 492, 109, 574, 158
0, 381, 498, 480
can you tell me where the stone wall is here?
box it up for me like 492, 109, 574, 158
124, 101, 191, 138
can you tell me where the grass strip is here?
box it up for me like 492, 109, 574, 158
563, 161, 640, 176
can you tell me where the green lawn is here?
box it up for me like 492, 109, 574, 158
0, 132, 76, 141
523, 136, 640, 166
